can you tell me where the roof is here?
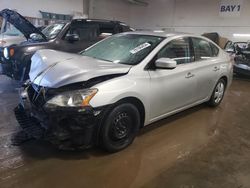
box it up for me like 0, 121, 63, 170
121, 30, 192, 38
71, 18, 127, 25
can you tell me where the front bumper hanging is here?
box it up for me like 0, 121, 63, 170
14, 86, 107, 150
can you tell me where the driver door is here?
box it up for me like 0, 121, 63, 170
148, 37, 197, 122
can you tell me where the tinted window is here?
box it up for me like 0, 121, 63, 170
65, 23, 99, 41
192, 38, 214, 61
122, 25, 132, 32
157, 37, 194, 65
99, 23, 116, 34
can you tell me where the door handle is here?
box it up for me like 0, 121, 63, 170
213, 66, 220, 71
185, 72, 195, 78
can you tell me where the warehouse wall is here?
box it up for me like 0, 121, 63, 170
0, 0, 84, 18
1, 0, 250, 40
89, 0, 130, 23
173, 0, 250, 40
91, 0, 250, 40
128, 0, 250, 40
129, 0, 175, 31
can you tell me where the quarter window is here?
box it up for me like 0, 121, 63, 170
210, 43, 219, 56
192, 38, 218, 61
156, 38, 194, 65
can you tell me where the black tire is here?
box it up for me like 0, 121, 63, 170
208, 79, 226, 107
100, 103, 140, 152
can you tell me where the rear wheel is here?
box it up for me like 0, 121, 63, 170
100, 103, 140, 152
208, 79, 226, 107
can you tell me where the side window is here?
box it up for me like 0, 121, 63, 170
157, 37, 194, 65
99, 23, 116, 34
121, 25, 132, 32
192, 38, 214, 61
64, 24, 99, 41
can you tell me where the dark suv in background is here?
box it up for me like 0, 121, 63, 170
0, 9, 133, 80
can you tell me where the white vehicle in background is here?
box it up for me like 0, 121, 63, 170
0, 19, 26, 73
0, 23, 26, 48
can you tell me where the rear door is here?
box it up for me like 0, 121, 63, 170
148, 37, 197, 121
191, 37, 221, 101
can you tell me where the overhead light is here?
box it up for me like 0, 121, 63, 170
233, 34, 250, 37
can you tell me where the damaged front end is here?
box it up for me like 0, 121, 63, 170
14, 81, 109, 150
14, 49, 130, 149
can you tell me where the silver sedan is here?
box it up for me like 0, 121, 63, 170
17, 31, 233, 152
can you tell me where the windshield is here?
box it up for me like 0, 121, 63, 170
42, 23, 65, 40
81, 34, 164, 65
1, 22, 23, 36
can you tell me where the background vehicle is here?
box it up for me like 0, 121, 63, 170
224, 41, 250, 76
1, 9, 133, 81
0, 25, 26, 48
0, 9, 48, 75
15, 32, 233, 152
224, 41, 248, 55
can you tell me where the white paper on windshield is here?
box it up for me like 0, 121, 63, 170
130, 42, 151, 54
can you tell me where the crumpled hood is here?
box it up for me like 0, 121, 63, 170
29, 49, 131, 88
0, 9, 46, 40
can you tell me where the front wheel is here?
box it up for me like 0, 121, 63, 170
208, 79, 226, 107
99, 103, 140, 152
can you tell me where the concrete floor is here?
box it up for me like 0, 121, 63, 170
0, 75, 250, 188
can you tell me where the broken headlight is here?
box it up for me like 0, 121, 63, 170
45, 89, 98, 108
3, 47, 14, 59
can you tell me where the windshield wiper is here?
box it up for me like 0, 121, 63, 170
83, 55, 113, 62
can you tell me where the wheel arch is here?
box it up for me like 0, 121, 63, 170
95, 96, 146, 145
115, 97, 145, 129
220, 75, 228, 88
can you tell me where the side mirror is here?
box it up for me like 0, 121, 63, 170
30, 33, 44, 41
155, 58, 177, 69
226, 48, 235, 53
65, 33, 80, 42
